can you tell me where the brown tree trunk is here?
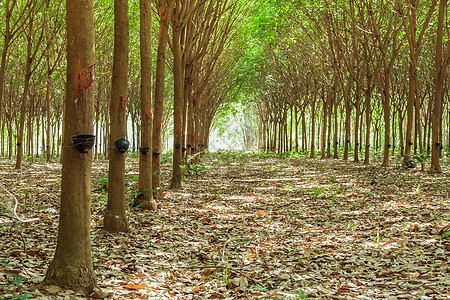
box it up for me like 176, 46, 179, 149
170, 19, 184, 189
354, 83, 361, 163
182, 42, 190, 160
134, 0, 156, 210
15, 0, 47, 167
320, 88, 327, 159
309, 95, 316, 158
327, 94, 333, 158
402, 0, 437, 166
289, 105, 293, 152
152, 0, 174, 198
430, 0, 449, 173
46, 56, 52, 162
15, 30, 32, 169
42, 0, 101, 295
302, 109, 307, 151
0, 0, 20, 139
399, 113, 404, 157
294, 105, 298, 152
364, 93, 371, 165
333, 95, 339, 159
343, 80, 352, 161
104, 0, 130, 232
392, 111, 396, 156
381, 86, 391, 167
186, 80, 194, 157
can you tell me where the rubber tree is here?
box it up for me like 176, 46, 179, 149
45, 2, 65, 162
42, 0, 103, 295
367, 0, 402, 167
399, 0, 437, 167
104, 0, 130, 232
15, 0, 46, 169
170, 0, 197, 189
152, 0, 174, 198
133, 0, 157, 210
430, 0, 450, 173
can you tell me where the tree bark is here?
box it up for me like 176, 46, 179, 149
353, 86, 360, 163
320, 88, 327, 159
343, 78, 352, 161
104, 0, 130, 232
309, 94, 316, 158
134, 0, 156, 210
46, 55, 52, 162
42, 0, 101, 295
430, 0, 449, 173
402, 0, 437, 167
15, 15, 34, 169
152, 0, 173, 198
170, 7, 184, 189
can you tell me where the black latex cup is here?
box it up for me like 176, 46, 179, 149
71, 134, 96, 153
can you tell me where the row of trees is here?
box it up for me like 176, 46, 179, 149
0, 0, 244, 205
0, 0, 244, 296
245, 0, 449, 172
0, 0, 241, 164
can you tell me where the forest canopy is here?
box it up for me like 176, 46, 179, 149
0, 0, 448, 172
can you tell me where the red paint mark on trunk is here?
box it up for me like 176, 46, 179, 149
144, 108, 153, 121
75, 58, 95, 97
118, 95, 127, 112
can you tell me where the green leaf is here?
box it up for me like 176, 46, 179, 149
15, 293, 34, 299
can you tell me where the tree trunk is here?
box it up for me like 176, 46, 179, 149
430, 0, 449, 173
320, 88, 327, 159
104, 0, 130, 232
15, 0, 47, 167
186, 79, 194, 157
399, 113, 404, 157
152, 0, 173, 198
309, 98, 316, 158
134, 0, 156, 210
170, 22, 184, 189
182, 41, 190, 159
354, 85, 361, 163
46, 56, 52, 162
402, 0, 437, 166
333, 96, 338, 159
42, 0, 101, 295
363, 94, 371, 165
0, 0, 14, 140
289, 105, 293, 152
15, 17, 34, 169
327, 94, 332, 158
301, 109, 307, 151
381, 87, 391, 167
404, 57, 417, 165
294, 105, 298, 152
343, 79, 352, 161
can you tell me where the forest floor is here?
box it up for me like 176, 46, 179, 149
0, 152, 449, 299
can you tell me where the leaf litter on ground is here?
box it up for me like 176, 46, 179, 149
0, 153, 449, 299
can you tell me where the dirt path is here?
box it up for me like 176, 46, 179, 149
1, 154, 449, 299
